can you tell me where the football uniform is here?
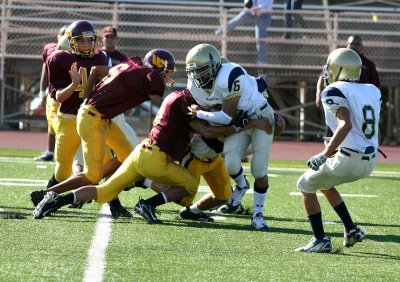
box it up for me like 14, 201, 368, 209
47, 50, 108, 182
42, 42, 59, 136
78, 57, 164, 183
188, 61, 275, 181
95, 89, 198, 205
180, 134, 231, 205
297, 81, 381, 193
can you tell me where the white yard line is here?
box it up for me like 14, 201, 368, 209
83, 204, 114, 282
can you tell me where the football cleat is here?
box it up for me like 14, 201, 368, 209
109, 204, 133, 218
179, 207, 214, 222
215, 203, 245, 214
124, 178, 147, 191
32, 191, 59, 219
251, 212, 271, 231
344, 225, 365, 247
34, 153, 54, 162
68, 200, 92, 209
29, 190, 45, 207
134, 198, 162, 224
228, 178, 250, 207
295, 236, 332, 253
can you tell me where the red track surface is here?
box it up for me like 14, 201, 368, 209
0, 130, 398, 164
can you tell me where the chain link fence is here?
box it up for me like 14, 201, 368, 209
1, 0, 399, 143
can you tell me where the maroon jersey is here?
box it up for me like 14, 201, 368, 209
46, 50, 108, 114
42, 42, 57, 63
100, 48, 128, 66
149, 89, 197, 162
87, 56, 165, 119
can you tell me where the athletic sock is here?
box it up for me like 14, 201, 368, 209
253, 184, 268, 217
308, 212, 325, 240
230, 167, 247, 188
334, 202, 355, 233
188, 203, 201, 214
144, 192, 167, 208
108, 198, 122, 208
56, 192, 75, 209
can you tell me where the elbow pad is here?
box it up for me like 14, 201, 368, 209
197, 110, 232, 125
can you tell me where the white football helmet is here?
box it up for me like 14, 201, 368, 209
322, 48, 362, 86
185, 44, 222, 88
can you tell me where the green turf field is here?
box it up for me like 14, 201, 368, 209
0, 150, 399, 281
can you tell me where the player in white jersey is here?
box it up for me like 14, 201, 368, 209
295, 48, 381, 253
185, 43, 276, 231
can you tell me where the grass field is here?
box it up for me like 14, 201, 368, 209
0, 149, 399, 281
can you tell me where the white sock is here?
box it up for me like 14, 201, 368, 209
253, 191, 266, 217
233, 173, 247, 188
72, 191, 77, 203
143, 178, 153, 188
189, 203, 201, 214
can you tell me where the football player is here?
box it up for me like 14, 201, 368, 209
32, 89, 272, 221
295, 48, 381, 253
185, 43, 277, 231
33, 25, 68, 162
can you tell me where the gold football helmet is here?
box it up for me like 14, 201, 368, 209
185, 44, 222, 88
322, 48, 362, 86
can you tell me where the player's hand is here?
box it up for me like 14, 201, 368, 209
69, 62, 82, 87
307, 153, 328, 171
187, 104, 200, 118
248, 118, 273, 134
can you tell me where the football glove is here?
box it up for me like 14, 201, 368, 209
231, 110, 249, 128
307, 153, 328, 171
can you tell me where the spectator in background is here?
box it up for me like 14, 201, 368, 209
100, 26, 127, 66
315, 35, 380, 109
282, 0, 307, 39
215, 0, 274, 65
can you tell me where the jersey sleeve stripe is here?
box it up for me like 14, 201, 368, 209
228, 67, 245, 92
325, 87, 346, 99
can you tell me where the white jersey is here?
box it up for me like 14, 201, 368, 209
321, 81, 381, 152
188, 62, 268, 117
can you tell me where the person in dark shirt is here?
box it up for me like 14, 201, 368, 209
33, 89, 272, 222
100, 26, 127, 66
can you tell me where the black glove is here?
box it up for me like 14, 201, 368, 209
231, 110, 249, 128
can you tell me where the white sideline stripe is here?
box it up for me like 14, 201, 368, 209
0, 207, 4, 212
83, 204, 113, 282
0, 182, 45, 187
289, 192, 378, 198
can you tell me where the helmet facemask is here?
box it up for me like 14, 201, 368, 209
187, 61, 217, 89
69, 35, 98, 57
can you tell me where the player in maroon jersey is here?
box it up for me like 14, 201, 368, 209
33, 25, 68, 162
33, 88, 273, 221
30, 49, 174, 214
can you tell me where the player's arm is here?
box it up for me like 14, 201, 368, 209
315, 75, 324, 109
39, 63, 49, 107
83, 65, 111, 98
148, 95, 163, 107
55, 62, 81, 102
322, 107, 352, 157
190, 117, 272, 139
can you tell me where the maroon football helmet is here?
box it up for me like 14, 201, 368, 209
65, 20, 98, 57
144, 49, 176, 89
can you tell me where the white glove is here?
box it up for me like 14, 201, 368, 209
307, 153, 328, 171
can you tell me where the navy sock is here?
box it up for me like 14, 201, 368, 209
308, 212, 325, 239
144, 193, 167, 208
334, 202, 355, 233
109, 198, 122, 208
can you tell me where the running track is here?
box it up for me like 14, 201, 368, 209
0, 130, 398, 164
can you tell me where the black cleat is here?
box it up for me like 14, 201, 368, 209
124, 178, 147, 191
179, 207, 214, 222
344, 225, 365, 247
32, 191, 59, 219
34, 153, 54, 162
134, 198, 161, 224
29, 190, 44, 207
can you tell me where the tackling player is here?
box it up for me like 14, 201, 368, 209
32, 89, 272, 221
295, 48, 381, 253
